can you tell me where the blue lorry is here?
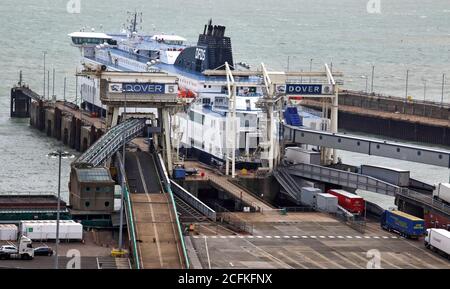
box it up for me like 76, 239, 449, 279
380, 210, 425, 239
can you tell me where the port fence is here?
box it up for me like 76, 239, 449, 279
214, 203, 254, 235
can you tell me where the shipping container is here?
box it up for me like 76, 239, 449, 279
316, 193, 338, 213
424, 229, 450, 257
300, 187, 321, 207
433, 183, 450, 204
381, 210, 425, 239
173, 168, 186, 179
0, 224, 18, 241
360, 165, 410, 187
328, 189, 365, 214
20, 220, 83, 241
284, 147, 321, 165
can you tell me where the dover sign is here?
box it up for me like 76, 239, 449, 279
277, 84, 334, 95
109, 83, 177, 94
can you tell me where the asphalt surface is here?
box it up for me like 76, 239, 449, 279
190, 212, 450, 269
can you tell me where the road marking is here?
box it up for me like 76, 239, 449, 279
309, 251, 346, 269
382, 236, 389, 239
242, 239, 294, 269
220, 236, 227, 239
346, 236, 353, 239
403, 251, 437, 269
292, 236, 299, 238
391, 236, 398, 239
293, 251, 327, 269
364, 236, 371, 239
373, 236, 380, 239
283, 236, 290, 238
238, 236, 245, 239
331, 251, 364, 269
337, 236, 344, 239
328, 236, 335, 239
319, 236, 326, 239
402, 240, 450, 266
247, 236, 254, 239
274, 236, 281, 239
265, 236, 272, 239
384, 252, 413, 269
301, 236, 309, 239
277, 251, 308, 269
229, 236, 236, 239
256, 236, 263, 239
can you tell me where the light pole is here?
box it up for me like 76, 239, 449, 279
43, 52, 47, 98
422, 78, 427, 101
361, 75, 368, 94
442, 73, 446, 106
47, 150, 75, 269
371, 65, 375, 93
118, 93, 127, 252
309, 58, 313, 83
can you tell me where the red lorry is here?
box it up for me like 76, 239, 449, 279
327, 189, 365, 214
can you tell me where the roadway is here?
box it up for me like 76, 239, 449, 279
189, 212, 450, 269
125, 151, 185, 268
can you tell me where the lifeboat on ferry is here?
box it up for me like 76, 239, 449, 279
288, 95, 303, 105
178, 88, 196, 103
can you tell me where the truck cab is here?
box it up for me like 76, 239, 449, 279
0, 236, 34, 260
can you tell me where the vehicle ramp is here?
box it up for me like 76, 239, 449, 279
122, 151, 187, 269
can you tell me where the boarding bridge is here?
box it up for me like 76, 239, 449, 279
283, 125, 450, 168
74, 118, 146, 167
284, 163, 401, 196
280, 163, 450, 218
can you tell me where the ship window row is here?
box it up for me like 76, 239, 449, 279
189, 111, 204, 125
72, 37, 112, 45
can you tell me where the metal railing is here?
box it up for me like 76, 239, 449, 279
286, 163, 400, 196
155, 153, 190, 269
170, 180, 216, 221
398, 188, 450, 216
116, 152, 140, 269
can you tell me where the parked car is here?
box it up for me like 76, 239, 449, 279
0, 245, 18, 254
33, 246, 53, 256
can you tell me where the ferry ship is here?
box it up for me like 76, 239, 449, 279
69, 13, 320, 169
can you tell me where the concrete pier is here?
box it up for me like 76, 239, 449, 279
29, 98, 105, 152
301, 90, 450, 147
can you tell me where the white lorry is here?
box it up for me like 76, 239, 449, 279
0, 236, 34, 260
433, 183, 450, 204
424, 228, 450, 258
